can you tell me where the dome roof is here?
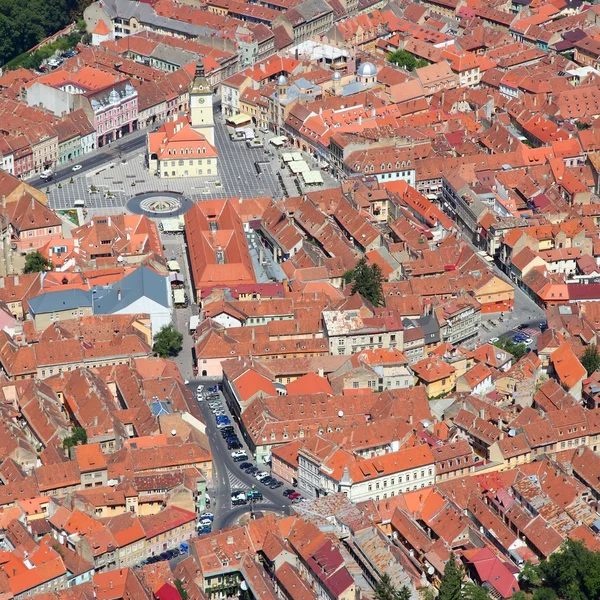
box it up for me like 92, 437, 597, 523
357, 62, 376, 77
277, 74, 287, 86
332, 71, 342, 81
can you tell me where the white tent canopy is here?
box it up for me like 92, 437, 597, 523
289, 160, 310, 174
270, 136, 287, 146
302, 170, 324, 185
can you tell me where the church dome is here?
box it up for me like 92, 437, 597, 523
277, 74, 287, 86
332, 71, 342, 81
357, 62, 376, 77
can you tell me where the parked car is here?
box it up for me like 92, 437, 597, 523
201, 513, 214, 520
289, 492, 301, 500
272, 481, 283, 488
489, 337, 499, 343
283, 489, 295, 497
261, 476, 273, 485
239, 461, 251, 469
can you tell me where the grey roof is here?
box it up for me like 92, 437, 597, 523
92, 267, 170, 314
341, 80, 368, 96
28, 289, 92, 316
417, 314, 440, 344
100, 0, 214, 37
151, 44, 198, 68
294, 0, 333, 21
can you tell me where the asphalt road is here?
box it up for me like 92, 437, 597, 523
189, 380, 292, 530
29, 132, 148, 188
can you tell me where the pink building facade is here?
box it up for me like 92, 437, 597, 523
89, 81, 138, 147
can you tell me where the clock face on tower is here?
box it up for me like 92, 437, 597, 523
198, 97, 205, 104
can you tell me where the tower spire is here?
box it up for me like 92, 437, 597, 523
195, 59, 205, 79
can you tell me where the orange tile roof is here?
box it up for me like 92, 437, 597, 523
286, 373, 333, 396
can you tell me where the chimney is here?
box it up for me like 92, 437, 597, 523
117, 288, 121, 301
31, 196, 34, 210
318, 368, 324, 377
108, 216, 111, 226
13, 275, 19, 286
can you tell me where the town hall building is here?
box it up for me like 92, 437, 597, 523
148, 61, 218, 178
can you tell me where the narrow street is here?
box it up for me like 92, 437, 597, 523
190, 382, 293, 530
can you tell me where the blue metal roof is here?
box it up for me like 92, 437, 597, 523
28, 289, 93, 316
92, 267, 170, 314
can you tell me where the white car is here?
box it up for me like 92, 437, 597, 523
72, 164, 82, 171
198, 518, 212, 527
255, 472, 269, 481
197, 385, 204, 394
489, 337, 500, 343
231, 450, 247, 459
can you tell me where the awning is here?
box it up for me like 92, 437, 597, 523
289, 160, 310, 174
160, 217, 184, 232
227, 113, 252, 126
282, 152, 294, 162
167, 260, 180, 271
270, 136, 286, 146
173, 289, 186, 304
291, 152, 303, 161
302, 170, 324, 185
169, 272, 183, 283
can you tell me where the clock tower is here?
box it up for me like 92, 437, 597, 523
190, 60, 215, 146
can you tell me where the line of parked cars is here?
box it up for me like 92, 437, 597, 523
283, 489, 303, 503
512, 332, 533, 346
142, 547, 182, 564
197, 511, 214, 535
237, 461, 283, 489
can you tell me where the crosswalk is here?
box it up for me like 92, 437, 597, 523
516, 327, 541, 338
228, 472, 252, 491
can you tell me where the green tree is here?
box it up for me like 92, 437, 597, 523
23, 251, 52, 273
374, 574, 396, 600
461, 583, 489, 600
439, 553, 463, 600
343, 258, 384, 306
581, 344, 600, 376
174, 580, 188, 600
493, 339, 527, 361
510, 593, 528, 600
63, 426, 87, 450
153, 323, 183, 358
395, 586, 411, 600
518, 561, 540, 593
535, 540, 600, 600
374, 574, 411, 600
532, 590, 557, 600
387, 49, 417, 71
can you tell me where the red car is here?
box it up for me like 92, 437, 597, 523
289, 492, 301, 500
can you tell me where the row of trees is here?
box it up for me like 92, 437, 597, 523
436, 541, 600, 600
0, 0, 90, 66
